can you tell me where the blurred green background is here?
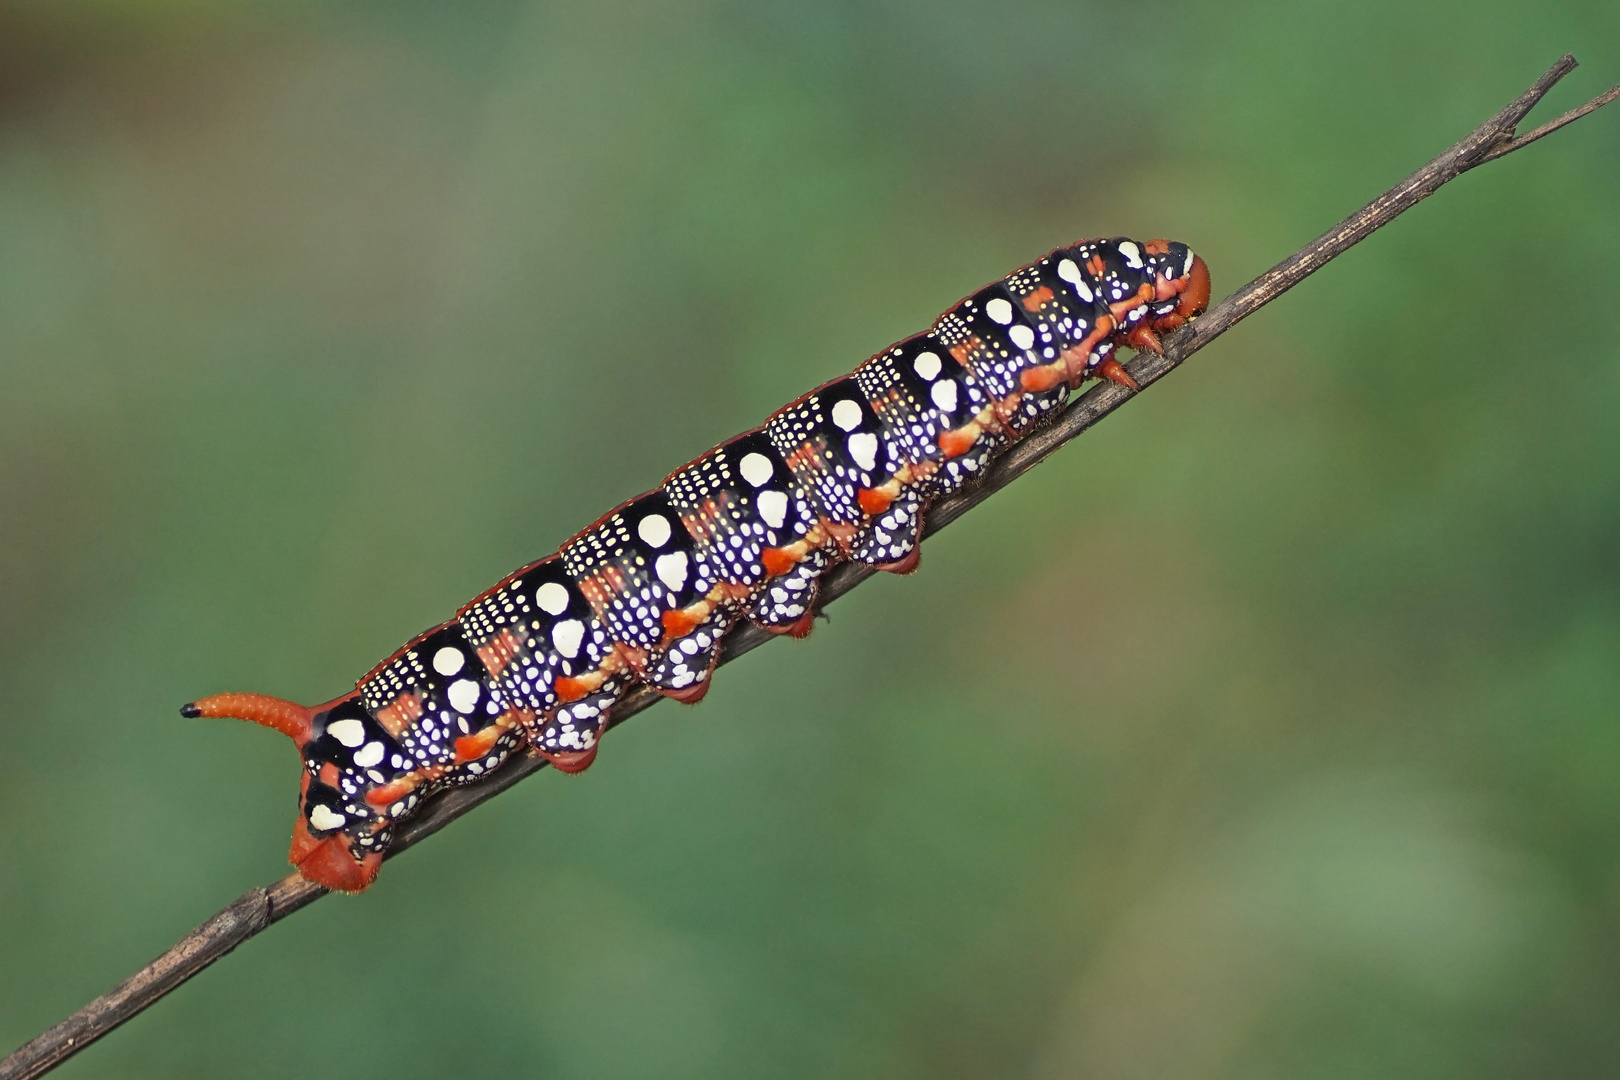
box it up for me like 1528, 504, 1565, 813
2, 1, 1618, 1077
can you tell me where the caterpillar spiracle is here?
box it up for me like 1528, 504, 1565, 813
185, 236, 1212, 892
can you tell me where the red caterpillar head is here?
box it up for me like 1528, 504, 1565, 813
1086, 237, 1211, 369
184, 692, 386, 892
1143, 238, 1211, 331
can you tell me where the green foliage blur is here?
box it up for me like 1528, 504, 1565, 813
2, 1, 1617, 1076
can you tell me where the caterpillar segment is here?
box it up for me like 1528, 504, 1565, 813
763, 375, 916, 570
186, 236, 1209, 892
1004, 249, 1119, 391
561, 493, 715, 686
455, 557, 630, 773
854, 335, 1000, 499
659, 432, 810, 664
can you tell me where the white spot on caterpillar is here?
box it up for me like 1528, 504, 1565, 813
757, 489, 788, 528
638, 513, 672, 548
327, 718, 365, 748
848, 432, 878, 471
931, 379, 958, 414
535, 581, 570, 616
432, 646, 465, 676
1118, 241, 1144, 269
912, 351, 941, 381
1008, 325, 1035, 351
1058, 258, 1094, 302
551, 619, 584, 658
309, 804, 346, 831
831, 399, 863, 431
739, 452, 774, 487
1184, 250, 1194, 276
655, 551, 689, 591
354, 742, 385, 768
985, 297, 1014, 324
448, 679, 481, 714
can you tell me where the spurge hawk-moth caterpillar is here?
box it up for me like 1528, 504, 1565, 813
185, 235, 1211, 892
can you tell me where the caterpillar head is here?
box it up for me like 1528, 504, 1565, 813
1143, 239, 1211, 330
1094, 237, 1211, 363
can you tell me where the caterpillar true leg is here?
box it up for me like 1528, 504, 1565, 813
1093, 358, 1141, 391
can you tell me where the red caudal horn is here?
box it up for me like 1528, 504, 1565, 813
182, 692, 315, 745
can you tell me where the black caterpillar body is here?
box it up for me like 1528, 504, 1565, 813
186, 236, 1211, 892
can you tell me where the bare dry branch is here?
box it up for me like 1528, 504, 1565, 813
3, 52, 1613, 1080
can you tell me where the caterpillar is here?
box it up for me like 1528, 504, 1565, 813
184, 236, 1211, 893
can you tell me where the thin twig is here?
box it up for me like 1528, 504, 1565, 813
4, 53, 1613, 1080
